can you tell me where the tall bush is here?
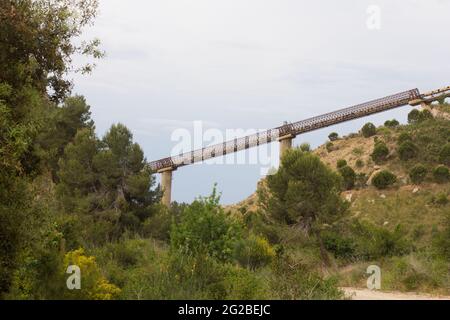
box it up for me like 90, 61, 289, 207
372, 170, 397, 189
362, 122, 377, 138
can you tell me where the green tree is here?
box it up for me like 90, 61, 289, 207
419, 109, 433, 122
260, 149, 348, 265
361, 122, 377, 138
408, 109, 433, 124
408, 109, 421, 124
328, 132, 339, 141
397, 132, 412, 144
433, 165, 450, 184
371, 141, 389, 163
35, 96, 94, 179
57, 124, 161, 242
339, 165, 356, 190
0, 0, 102, 297
384, 119, 399, 128
0, 84, 45, 295
398, 141, 418, 161
372, 170, 397, 189
409, 164, 427, 184
0, 0, 103, 102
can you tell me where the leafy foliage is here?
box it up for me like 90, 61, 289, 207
371, 141, 389, 163
326, 142, 334, 152
262, 149, 347, 227
323, 221, 410, 261
409, 164, 427, 184
0, 0, 103, 102
361, 122, 377, 138
384, 119, 400, 128
260, 148, 348, 265
233, 234, 275, 270
372, 170, 397, 189
269, 254, 344, 300
433, 165, 450, 184
398, 141, 418, 161
328, 132, 339, 141
336, 159, 347, 168
397, 132, 412, 144
170, 188, 242, 262
57, 124, 161, 243
408, 109, 433, 124
63, 249, 121, 300
338, 165, 356, 190
299, 143, 311, 152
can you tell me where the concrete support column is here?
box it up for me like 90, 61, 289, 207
278, 134, 294, 162
160, 168, 174, 207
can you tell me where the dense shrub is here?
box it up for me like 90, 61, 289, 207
269, 255, 344, 299
233, 234, 275, 270
433, 165, 450, 183
439, 143, 450, 166
385, 256, 445, 292
300, 143, 311, 152
384, 119, 400, 128
355, 159, 364, 168
328, 132, 339, 141
263, 149, 347, 227
336, 159, 347, 168
221, 265, 267, 299
398, 141, 418, 161
63, 249, 121, 300
115, 247, 268, 300
323, 221, 410, 261
372, 170, 397, 189
408, 109, 421, 124
397, 132, 412, 144
371, 141, 389, 163
409, 164, 427, 184
243, 212, 283, 245
353, 223, 410, 260
361, 122, 377, 138
143, 209, 172, 241
420, 109, 434, 121
170, 189, 243, 262
322, 231, 356, 259
326, 142, 334, 153
408, 109, 433, 124
262, 149, 348, 265
338, 165, 356, 190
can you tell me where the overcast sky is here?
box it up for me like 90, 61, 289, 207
72, 0, 450, 204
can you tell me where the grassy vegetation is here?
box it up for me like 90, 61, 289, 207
437, 103, 450, 114
235, 109, 450, 296
2, 0, 448, 300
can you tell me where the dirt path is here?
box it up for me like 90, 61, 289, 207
342, 287, 450, 300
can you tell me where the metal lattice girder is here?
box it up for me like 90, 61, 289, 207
150, 88, 422, 172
